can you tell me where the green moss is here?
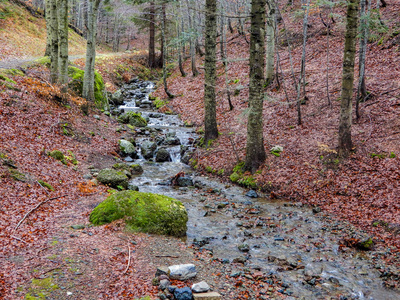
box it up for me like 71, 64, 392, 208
229, 171, 240, 183
9, 168, 27, 182
68, 66, 108, 110
89, 191, 188, 237
0, 68, 24, 77
370, 153, 385, 159
205, 166, 213, 173
26, 277, 59, 299
48, 150, 64, 161
117, 111, 147, 127
153, 97, 168, 109
238, 175, 257, 189
358, 238, 374, 251
0, 74, 16, 84
233, 161, 245, 173
389, 152, 396, 158
38, 180, 54, 191
33, 56, 51, 67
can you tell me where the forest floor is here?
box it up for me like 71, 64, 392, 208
1, 0, 400, 299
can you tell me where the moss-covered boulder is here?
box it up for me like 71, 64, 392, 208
49, 150, 64, 161
89, 191, 188, 237
113, 163, 143, 175
68, 66, 108, 110
97, 168, 129, 189
117, 111, 148, 127
118, 139, 137, 157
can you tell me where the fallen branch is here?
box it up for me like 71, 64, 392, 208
11, 235, 27, 244
14, 194, 67, 231
37, 180, 50, 194
155, 255, 179, 258
124, 245, 131, 274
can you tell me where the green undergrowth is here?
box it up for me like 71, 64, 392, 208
229, 161, 257, 189
89, 191, 188, 237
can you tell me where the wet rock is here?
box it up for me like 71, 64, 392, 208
127, 184, 139, 191
159, 279, 171, 290
192, 281, 210, 293
312, 206, 322, 214
181, 151, 194, 165
164, 132, 181, 145
357, 237, 374, 250
233, 256, 247, 264
177, 177, 194, 187
193, 237, 210, 247
246, 190, 258, 198
110, 89, 124, 105
141, 140, 157, 159
119, 139, 138, 158
238, 244, 250, 252
96, 168, 129, 189
83, 173, 93, 180
156, 266, 170, 277
217, 202, 228, 209
169, 264, 197, 280
156, 148, 172, 162
174, 287, 192, 300
118, 111, 148, 127
71, 225, 85, 230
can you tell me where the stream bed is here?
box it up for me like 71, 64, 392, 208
111, 80, 399, 300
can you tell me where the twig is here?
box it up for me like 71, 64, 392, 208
124, 245, 131, 274
155, 255, 179, 258
37, 180, 50, 194
11, 235, 27, 243
14, 194, 67, 231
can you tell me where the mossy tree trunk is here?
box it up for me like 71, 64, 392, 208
44, 0, 51, 56
58, 0, 69, 92
83, 0, 101, 103
204, 0, 218, 145
338, 0, 360, 156
49, 0, 59, 84
244, 0, 266, 173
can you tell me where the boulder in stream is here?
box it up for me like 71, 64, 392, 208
110, 89, 124, 105
141, 140, 157, 159
96, 168, 129, 189
155, 148, 172, 162
118, 111, 148, 128
89, 191, 188, 237
169, 264, 197, 280
118, 139, 137, 158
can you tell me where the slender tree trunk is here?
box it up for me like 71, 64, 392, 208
44, 0, 51, 56
265, 0, 276, 86
204, 0, 218, 145
338, 0, 360, 156
162, 2, 174, 98
148, 1, 156, 68
177, 14, 186, 77
186, 0, 198, 76
244, 0, 266, 173
58, 0, 68, 91
49, 0, 58, 84
83, 0, 103, 108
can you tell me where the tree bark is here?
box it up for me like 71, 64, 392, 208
83, 0, 102, 107
338, 0, 360, 156
265, 0, 276, 86
148, 1, 156, 68
204, 0, 218, 145
58, 0, 69, 91
44, 0, 51, 56
49, 0, 58, 84
244, 0, 266, 173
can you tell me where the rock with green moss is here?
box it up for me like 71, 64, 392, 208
89, 191, 188, 237
357, 238, 374, 250
130, 164, 144, 174
230, 172, 240, 183
113, 163, 143, 175
117, 111, 148, 128
97, 168, 129, 189
48, 150, 64, 161
68, 66, 108, 110
118, 139, 138, 158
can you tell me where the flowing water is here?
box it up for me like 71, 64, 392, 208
114, 80, 399, 300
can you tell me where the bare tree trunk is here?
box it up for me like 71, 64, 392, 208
177, 12, 186, 77
204, 0, 218, 145
44, 0, 51, 56
162, 2, 174, 98
58, 0, 68, 91
186, 0, 198, 76
265, 0, 276, 86
148, 1, 156, 68
49, 0, 58, 84
83, 0, 104, 109
244, 0, 266, 173
338, 0, 360, 156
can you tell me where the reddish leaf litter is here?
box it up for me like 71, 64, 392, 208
152, 0, 400, 283
0, 67, 160, 299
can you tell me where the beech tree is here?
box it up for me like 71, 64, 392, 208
58, 0, 69, 90
338, 0, 360, 156
49, 0, 59, 83
203, 0, 218, 145
83, 0, 102, 103
244, 0, 266, 173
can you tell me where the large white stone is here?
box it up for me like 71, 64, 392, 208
191, 281, 210, 293
168, 264, 197, 280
